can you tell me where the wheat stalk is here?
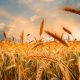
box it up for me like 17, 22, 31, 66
63, 8, 80, 15
36, 66, 44, 80
25, 54, 57, 63
78, 57, 80, 80
32, 42, 43, 49
27, 34, 30, 36
5, 64, 16, 71
63, 27, 72, 35
40, 19, 44, 36
2, 31, 7, 39
20, 31, 24, 44
62, 27, 75, 40
45, 31, 68, 47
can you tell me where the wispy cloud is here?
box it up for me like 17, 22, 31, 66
0, 9, 15, 20
7, 17, 40, 39
30, 15, 40, 22
40, 0, 54, 3
15, 0, 54, 4
0, 23, 5, 30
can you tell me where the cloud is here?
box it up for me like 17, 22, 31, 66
12, 0, 55, 12
30, 15, 40, 22
7, 17, 40, 40
41, 0, 54, 3
0, 23, 5, 30
0, 9, 15, 20
15, 0, 54, 4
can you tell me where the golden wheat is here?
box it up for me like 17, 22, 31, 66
45, 30, 68, 47
40, 19, 44, 36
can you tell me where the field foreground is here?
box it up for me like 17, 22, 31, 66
0, 40, 80, 80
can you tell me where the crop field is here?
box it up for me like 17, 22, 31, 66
0, 39, 80, 80
0, 8, 80, 80
0, 23, 80, 80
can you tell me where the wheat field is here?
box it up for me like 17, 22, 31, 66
0, 16, 80, 80
0, 39, 80, 80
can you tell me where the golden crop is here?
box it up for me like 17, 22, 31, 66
0, 39, 80, 80
0, 18, 80, 80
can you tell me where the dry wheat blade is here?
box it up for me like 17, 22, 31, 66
63, 8, 80, 15
45, 31, 68, 47
40, 19, 44, 36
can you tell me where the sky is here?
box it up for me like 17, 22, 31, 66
0, 0, 80, 41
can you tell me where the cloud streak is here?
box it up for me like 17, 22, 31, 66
0, 23, 5, 30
